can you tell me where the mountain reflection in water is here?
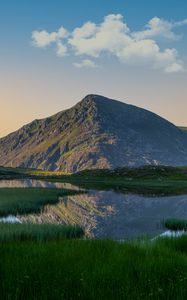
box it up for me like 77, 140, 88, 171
20, 189, 187, 239
1, 179, 187, 239
0, 179, 81, 190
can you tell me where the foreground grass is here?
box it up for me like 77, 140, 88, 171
164, 218, 187, 231
0, 188, 83, 216
0, 237, 187, 299
0, 223, 84, 242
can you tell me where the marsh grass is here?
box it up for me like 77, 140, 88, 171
0, 223, 84, 242
0, 188, 83, 216
0, 237, 187, 299
164, 218, 187, 231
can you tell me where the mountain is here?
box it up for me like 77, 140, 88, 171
1, 94, 187, 172
179, 127, 187, 132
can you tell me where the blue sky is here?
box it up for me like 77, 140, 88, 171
0, 0, 187, 136
1, 0, 187, 55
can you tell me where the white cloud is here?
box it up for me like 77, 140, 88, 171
132, 17, 178, 40
117, 40, 183, 73
57, 27, 68, 38
32, 30, 57, 48
32, 26, 68, 48
69, 14, 131, 57
174, 19, 187, 27
165, 62, 184, 73
71, 22, 97, 40
73, 59, 98, 68
31, 14, 187, 73
132, 17, 187, 41
56, 42, 67, 57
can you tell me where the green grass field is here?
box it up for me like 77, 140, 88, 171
0, 237, 187, 299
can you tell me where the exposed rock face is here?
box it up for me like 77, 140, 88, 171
1, 94, 187, 172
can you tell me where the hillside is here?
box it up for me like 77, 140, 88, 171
179, 127, 187, 132
1, 94, 187, 172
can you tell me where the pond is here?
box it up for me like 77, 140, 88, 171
1, 179, 187, 239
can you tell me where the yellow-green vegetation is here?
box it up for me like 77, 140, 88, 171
22, 170, 68, 176
0, 188, 83, 216
0, 166, 67, 177
0, 237, 187, 299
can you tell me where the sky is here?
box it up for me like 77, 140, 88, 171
0, 0, 187, 137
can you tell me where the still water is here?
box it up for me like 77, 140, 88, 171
1, 179, 187, 239
0, 179, 81, 190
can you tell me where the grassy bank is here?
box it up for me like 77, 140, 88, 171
0, 237, 187, 299
2, 165, 187, 195
0, 188, 83, 216
0, 223, 84, 242
34, 166, 187, 195
0, 166, 26, 180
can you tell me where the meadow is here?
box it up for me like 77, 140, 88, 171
0, 237, 187, 299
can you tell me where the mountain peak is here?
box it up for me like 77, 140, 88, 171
78, 94, 128, 114
80, 94, 117, 105
83, 94, 106, 100
1, 94, 187, 172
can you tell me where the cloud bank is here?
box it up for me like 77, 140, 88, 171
31, 14, 187, 73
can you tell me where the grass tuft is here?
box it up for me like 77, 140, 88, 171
0, 223, 84, 242
0, 188, 84, 216
164, 218, 187, 231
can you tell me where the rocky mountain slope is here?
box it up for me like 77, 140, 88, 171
1, 94, 187, 172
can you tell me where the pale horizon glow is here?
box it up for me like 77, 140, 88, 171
1, 66, 187, 138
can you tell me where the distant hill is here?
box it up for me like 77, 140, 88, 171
1, 94, 187, 172
179, 127, 187, 132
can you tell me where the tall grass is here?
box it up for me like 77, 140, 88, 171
0, 188, 83, 216
164, 218, 187, 231
0, 237, 187, 299
0, 223, 84, 242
